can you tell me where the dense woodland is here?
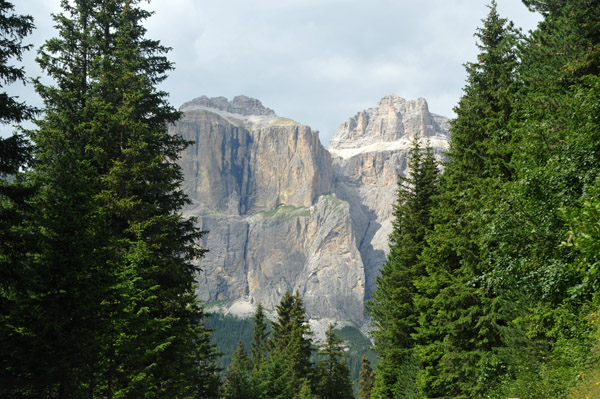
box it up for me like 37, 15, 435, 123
367, 1, 600, 398
1, 0, 600, 398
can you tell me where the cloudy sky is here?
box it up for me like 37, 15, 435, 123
8, 0, 541, 144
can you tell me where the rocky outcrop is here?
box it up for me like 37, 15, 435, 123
328, 95, 450, 299
174, 96, 332, 215
170, 96, 364, 322
171, 94, 450, 324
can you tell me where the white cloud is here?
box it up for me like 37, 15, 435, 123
3, 0, 541, 142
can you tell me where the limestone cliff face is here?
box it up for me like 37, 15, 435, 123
328, 95, 450, 299
174, 96, 332, 215
172, 94, 450, 324
170, 96, 364, 322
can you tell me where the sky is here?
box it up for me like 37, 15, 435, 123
7, 0, 542, 144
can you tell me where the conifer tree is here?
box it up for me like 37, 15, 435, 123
221, 341, 254, 399
261, 290, 313, 399
0, 1, 37, 396
314, 324, 354, 399
20, 0, 219, 396
413, 2, 520, 397
366, 133, 438, 399
251, 301, 269, 370
357, 355, 375, 399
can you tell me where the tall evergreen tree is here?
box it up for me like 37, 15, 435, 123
413, 2, 520, 398
314, 324, 354, 399
16, 0, 219, 397
221, 341, 254, 399
0, 1, 37, 397
367, 134, 438, 399
259, 290, 313, 399
251, 301, 269, 370
357, 355, 375, 399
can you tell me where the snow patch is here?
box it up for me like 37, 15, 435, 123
225, 298, 256, 318
181, 104, 279, 129
205, 298, 257, 319
328, 136, 449, 160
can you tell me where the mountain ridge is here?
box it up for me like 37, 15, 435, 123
170, 94, 450, 325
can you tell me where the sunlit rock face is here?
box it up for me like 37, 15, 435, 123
170, 94, 450, 324
328, 95, 450, 299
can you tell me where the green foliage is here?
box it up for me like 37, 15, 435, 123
357, 355, 375, 399
0, 3, 40, 397
367, 133, 439, 398
221, 341, 254, 399
205, 313, 256, 372
314, 324, 354, 399
252, 302, 270, 369
410, 3, 521, 398
1, 0, 220, 397
334, 325, 377, 380
359, 1, 600, 398
269, 291, 314, 397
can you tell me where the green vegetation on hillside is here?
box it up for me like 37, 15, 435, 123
367, 1, 600, 398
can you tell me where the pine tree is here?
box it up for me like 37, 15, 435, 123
221, 341, 254, 399
314, 324, 354, 399
261, 290, 314, 399
22, 0, 219, 396
366, 134, 438, 399
413, 2, 520, 398
357, 355, 375, 399
251, 301, 269, 370
0, 1, 37, 396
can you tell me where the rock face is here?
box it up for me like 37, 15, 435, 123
328, 95, 450, 299
176, 96, 332, 215
170, 95, 364, 322
170, 94, 450, 324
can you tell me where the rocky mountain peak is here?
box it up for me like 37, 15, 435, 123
328, 94, 450, 159
171, 94, 451, 325
180, 95, 277, 117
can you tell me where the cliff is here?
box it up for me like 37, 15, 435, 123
170, 94, 450, 324
328, 95, 449, 298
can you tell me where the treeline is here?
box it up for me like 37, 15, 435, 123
205, 313, 375, 382
367, 1, 600, 399
219, 292, 360, 399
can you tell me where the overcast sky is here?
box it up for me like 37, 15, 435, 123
7, 0, 541, 144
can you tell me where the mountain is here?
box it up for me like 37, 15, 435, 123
169, 94, 450, 325
329, 95, 450, 299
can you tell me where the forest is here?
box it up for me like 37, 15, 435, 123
1, 0, 600, 398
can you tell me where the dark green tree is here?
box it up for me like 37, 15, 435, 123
357, 355, 375, 399
0, 1, 37, 397
251, 301, 269, 370
17, 0, 219, 397
314, 324, 354, 399
221, 341, 254, 399
413, 2, 520, 398
259, 290, 313, 399
366, 134, 438, 399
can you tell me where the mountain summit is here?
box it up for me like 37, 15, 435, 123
169, 95, 450, 324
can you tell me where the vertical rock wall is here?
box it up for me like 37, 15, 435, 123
172, 95, 450, 323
